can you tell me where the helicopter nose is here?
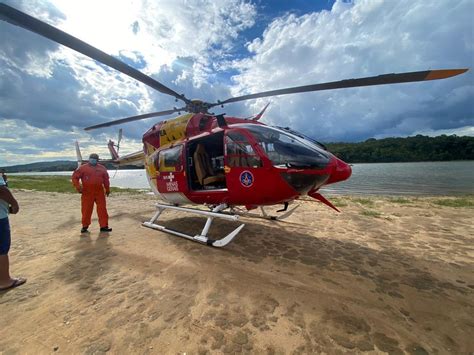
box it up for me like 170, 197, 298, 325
326, 157, 352, 184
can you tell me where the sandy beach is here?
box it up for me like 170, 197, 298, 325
0, 190, 472, 354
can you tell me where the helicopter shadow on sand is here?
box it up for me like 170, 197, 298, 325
109, 210, 156, 223
162, 215, 468, 300
54, 234, 115, 294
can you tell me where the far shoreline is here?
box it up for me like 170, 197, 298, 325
6, 164, 474, 197
3, 159, 474, 172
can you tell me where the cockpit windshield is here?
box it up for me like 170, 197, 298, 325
231, 124, 331, 169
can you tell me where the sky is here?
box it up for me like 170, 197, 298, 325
0, 0, 473, 166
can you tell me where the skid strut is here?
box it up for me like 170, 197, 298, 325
142, 203, 245, 247
231, 204, 300, 221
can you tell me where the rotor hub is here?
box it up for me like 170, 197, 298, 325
186, 99, 210, 113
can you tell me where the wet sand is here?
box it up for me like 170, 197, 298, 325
0, 191, 473, 354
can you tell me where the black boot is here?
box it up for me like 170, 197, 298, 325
100, 226, 112, 232
81, 226, 89, 233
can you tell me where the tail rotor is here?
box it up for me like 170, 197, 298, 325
117, 128, 123, 155
107, 129, 123, 161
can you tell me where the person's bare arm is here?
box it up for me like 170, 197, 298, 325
0, 186, 19, 214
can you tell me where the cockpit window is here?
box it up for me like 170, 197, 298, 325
225, 131, 262, 168
276, 126, 327, 150
231, 124, 330, 169
156, 145, 183, 172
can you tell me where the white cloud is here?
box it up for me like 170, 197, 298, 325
410, 125, 474, 138
0, 119, 143, 166
51, 0, 256, 85
0, 0, 257, 168
0, 0, 257, 143
230, 0, 473, 141
0, 0, 473, 167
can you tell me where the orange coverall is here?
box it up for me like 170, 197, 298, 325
72, 163, 110, 228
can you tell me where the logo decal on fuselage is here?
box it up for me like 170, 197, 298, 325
163, 172, 178, 191
166, 181, 179, 192
163, 172, 175, 182
239, 171, 254, 187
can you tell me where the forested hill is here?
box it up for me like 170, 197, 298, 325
1, 160, 77, 173
1, 160, 143, 173
1, 135, 473, 172
325, 135, 474, 163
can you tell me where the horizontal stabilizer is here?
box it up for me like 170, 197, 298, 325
111, 150, 145, 166
74, 141, 144, 168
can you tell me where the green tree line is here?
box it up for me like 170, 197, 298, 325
2, 135, 473, 171
325, 135, 474, 163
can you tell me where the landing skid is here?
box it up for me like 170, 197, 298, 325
231, 204, 300, 221
142, 203, 245, 247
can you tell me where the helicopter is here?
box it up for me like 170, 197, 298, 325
0, 3, 468, 247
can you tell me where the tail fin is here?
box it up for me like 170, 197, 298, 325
107, 128, 122, 160
108, 140, 119, 160
243, 102, 270, 121
75, 141, 84, 168
252, 102, 270, 121
75, 129, 144, 168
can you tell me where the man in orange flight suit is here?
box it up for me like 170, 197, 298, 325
72, 153, 112, 233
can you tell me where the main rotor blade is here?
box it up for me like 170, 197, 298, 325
84, 108, 186, 131
211, 69, 468, 106
0, 3, 190, 105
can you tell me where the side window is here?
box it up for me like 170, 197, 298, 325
156, 145, 183, 172
225, 131, 262, 168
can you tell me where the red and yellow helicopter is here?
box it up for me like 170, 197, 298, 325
1, 3, 468, 247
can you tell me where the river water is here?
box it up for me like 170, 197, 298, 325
11, 161, 474, 196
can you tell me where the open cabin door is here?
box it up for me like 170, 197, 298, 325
187, 132, 227, 191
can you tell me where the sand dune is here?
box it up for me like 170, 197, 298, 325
0, 191, 472, 354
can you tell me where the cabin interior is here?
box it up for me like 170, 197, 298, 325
187, 132, 227, 190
